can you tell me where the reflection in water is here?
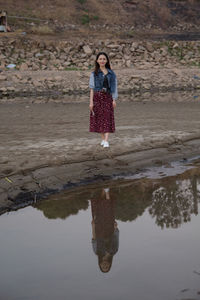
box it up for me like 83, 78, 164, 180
36, 192, 89, 219
35, 167, 200, 230
90, 188, 119, 273
2, 168, 200, 300
149, 176, 199, 229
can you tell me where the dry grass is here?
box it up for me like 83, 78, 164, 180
2, 0, 200, 30
31, 25, 54, 35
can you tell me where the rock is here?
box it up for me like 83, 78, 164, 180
35, 53, 44, 58
145, 42, 154, 52
0, 87, 7, 92
83, 45, 92, 55
107, 44, 119, 49
0, 75, 6, 81
131, 42, 138, 50
63, 61, 71, 66
54, 76, 63, 81
6, 86, 15, 91
15, 74, 22, 80
32, 81, 42, 87
173, 43, 179, 49
19, 63, 29, 71
173, 69, 182, 76
0, 54, 6, 60
126, 60, 132, 67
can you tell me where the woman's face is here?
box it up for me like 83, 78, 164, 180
100, 260, 111, 272
97, 54, 107, 67
99, 254, 112, 272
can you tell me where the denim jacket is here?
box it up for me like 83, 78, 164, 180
89, 69, 118, 100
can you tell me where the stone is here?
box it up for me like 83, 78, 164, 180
146, 42, 154, 52
64, 61, 71, 66
107, 44, 119, 49
131, 42, 138, 50
126, 60, 132, 67
0, 54, 6, 60
32, 81, 42, 87
83, 45, 92, 55
19, 63, 29, 71
173, 69, 182, 76
15, 74, 22, 80
6, 86, 15, 91
0, 87, 7, 92
173, 43, 179, 49
0, 75, 6, 81
35, 53, 44, 58
54, 76, 62, 81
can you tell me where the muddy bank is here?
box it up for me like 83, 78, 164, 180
1, 95, 200, 214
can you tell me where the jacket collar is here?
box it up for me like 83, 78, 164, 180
97, 68, 112, 74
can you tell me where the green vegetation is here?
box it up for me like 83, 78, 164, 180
92, 15, 99, 21
17, 58, 26, 65
64, 67, 80, 71
190, 61, 200, 68
81, 14, 90, 24
118, 30, 135, 38
77, 0, 87, 4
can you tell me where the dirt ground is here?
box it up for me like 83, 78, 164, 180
1, 91, 200, 213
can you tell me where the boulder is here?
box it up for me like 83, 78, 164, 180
19, 63, 29, 71
0, 75, 6, 81
83, 45, 92, 55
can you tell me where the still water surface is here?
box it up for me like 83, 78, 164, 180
1, 167, 200, 300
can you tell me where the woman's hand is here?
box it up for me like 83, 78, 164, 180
112, 100, 117, 108
89, 102, 93, 112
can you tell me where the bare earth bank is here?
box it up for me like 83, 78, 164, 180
1, 95, 200, 213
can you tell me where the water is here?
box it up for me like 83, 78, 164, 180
1, 167, 200, 300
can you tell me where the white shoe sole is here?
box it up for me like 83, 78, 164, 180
103, 142, 109, 148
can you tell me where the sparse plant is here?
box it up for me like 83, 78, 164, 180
81, 14, 90, 25
190, 61, 200, 68
92, 15, 99, 21
64, 67, 80, 71
31, 25, 54, 35
77, 0, 86, 4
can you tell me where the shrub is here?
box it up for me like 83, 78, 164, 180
77, 0, 86, 4
81, 14, 90, 24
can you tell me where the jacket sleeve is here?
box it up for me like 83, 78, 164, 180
89, 72, 95, 89
112, 76, 118, 100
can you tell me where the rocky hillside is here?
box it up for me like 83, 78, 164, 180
2, 0, 200, 33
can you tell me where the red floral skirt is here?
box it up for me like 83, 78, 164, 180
90, 91, 115, 133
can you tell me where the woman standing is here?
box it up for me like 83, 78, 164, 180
89, 52, 118, 148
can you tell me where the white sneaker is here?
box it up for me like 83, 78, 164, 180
101, 140, 105, 146
103, 141, 109, 148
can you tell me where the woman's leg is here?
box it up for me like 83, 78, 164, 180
101, 133, 105, 140
104, 132, 109, 141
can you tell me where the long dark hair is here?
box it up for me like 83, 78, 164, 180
94, 52, 111, 75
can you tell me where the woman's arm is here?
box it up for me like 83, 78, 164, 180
89, 73, 95, 112
89, 89, 94, 111
112, 77, 118, 108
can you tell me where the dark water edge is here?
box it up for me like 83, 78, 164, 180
1, 85, 200, 101
33, 158, 200, 229
1, 154, 200, 217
